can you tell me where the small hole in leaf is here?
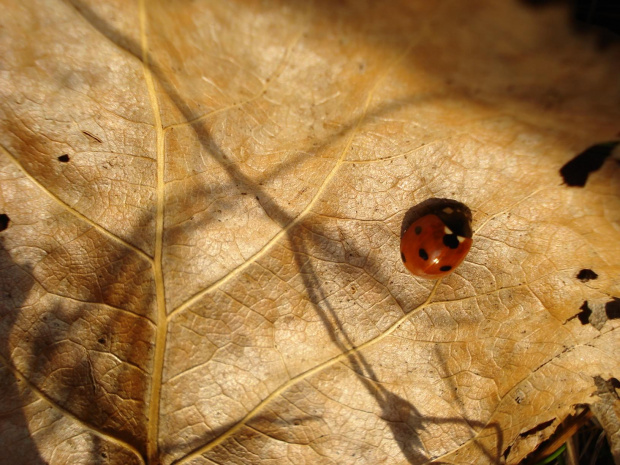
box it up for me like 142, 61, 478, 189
559, 141, 618, 187
578, 301, 592, 325
57, 154, 70, 163
576, 269, 598, 281
0, 214, 9, 231
605, 297, 620, 320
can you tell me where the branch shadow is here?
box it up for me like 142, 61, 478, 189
287, 221, 505, 464
0, 210, 155, 464
432, 345, 505, 463
0, 133, 166, 462
0, 237, 48, 464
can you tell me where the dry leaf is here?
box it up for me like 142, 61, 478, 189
591, 377, 620, 462
0, 0, 619, 464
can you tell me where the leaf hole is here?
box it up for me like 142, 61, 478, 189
559, 141, 618, 187
576, 268, 598, 281
0, 214, 9, 231
578, 301, 592, 325
605, 297, 620, 320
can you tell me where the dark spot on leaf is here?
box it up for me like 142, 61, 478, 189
414, 226, 422, 235
98, 337, 106, 344
443, 234, 459, 249
101, 452, 107, 458
605, 297, 620, 320
559, 141, 618, 187
578, 301, 592, 324
576, 269, 598, 281
401, 252, 406, 263
419, 248, 428, 261
440, 265, 452, 272
57, 154, 70, 162
0, 214, 9, 231
519, 419, 555, 437
241, 192, 247, 195
82, 130, 102, 143
503, 445, 512, 460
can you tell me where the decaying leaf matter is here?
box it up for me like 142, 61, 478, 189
0, 0, 619, 464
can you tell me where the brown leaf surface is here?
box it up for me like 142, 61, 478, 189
1, 0, 619, 464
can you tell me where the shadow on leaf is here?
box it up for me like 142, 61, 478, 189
7, 1, 510, 464
0, 237, 48, 464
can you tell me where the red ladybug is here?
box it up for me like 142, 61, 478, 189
400, 207, 472, 279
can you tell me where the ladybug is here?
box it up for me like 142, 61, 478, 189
400, 206, 472, 279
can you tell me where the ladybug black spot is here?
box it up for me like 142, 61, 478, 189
401, 252, 406, 263
443, 234, 459, 249
419, 248, 429, 261
414, 226, 422, 235
440, 265, 452, 272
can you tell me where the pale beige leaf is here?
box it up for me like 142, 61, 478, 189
0, 1, 619, 464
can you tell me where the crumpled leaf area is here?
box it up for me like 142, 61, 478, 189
0, 0, 619, 464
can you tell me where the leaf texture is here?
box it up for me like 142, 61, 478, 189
0, 0, 619, 464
